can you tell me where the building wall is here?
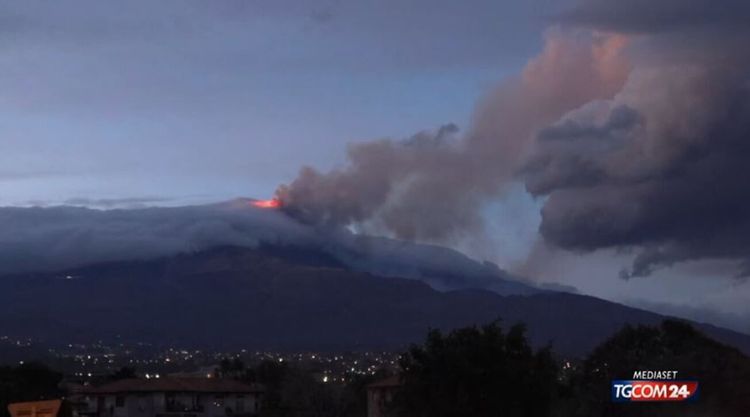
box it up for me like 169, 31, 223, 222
201, 393, 259, 417
81, 393, 260, 417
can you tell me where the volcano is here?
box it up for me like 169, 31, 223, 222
0, 201, 748, 357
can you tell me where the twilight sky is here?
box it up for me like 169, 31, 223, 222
1, 0, 749, 333
0, 0, 562, 205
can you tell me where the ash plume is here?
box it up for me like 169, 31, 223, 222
277, 0, 750, 278
528, 0, 750, 278
276, 31, 629, 242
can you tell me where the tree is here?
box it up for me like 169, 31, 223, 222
392, 321, 559, 417
574, 319, 750, 417
245, 360, 342, 417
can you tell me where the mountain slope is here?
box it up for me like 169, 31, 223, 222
0, 246, 747, 356
0, 202, 540, 296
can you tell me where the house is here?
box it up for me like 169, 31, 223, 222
75, 378, 264, 417
366, 375, 400, 417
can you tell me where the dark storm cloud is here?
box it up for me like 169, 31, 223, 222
557, 0, 750, 33
524, 1, 750, 278
524, 104, 642, 195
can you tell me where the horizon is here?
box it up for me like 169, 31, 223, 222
1, 0, 748, 336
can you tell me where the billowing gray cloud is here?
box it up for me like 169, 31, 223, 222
277, 0, 750, 279
277, 31, 630, 242
524, 2, 750, 278
276, 123, 483, 241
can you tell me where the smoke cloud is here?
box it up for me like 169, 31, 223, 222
277, 30, 630, 242
528, 0, 750, 278
277, 0, 750, 278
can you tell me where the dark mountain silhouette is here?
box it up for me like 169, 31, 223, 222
0, 246, 748, 357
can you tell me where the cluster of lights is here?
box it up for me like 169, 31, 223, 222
9, 337, 401, 384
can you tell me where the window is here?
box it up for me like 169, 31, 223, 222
165, 393, 178, 412
115, 396, 125, 408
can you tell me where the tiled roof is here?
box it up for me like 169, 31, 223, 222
80, 378, 264, 394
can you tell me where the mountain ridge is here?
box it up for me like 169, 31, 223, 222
0, 245, 748, 357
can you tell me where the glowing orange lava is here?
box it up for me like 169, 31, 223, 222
252, 198, 281, 209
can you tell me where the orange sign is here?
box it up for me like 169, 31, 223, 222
7, 400, 62, 417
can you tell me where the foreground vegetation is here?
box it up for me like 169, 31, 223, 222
1, 320, 748, 417
391, 320, 750, 417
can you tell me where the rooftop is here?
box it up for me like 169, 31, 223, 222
80, 378, 264, 394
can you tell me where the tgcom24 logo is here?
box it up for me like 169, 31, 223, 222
611, 370, 699, 402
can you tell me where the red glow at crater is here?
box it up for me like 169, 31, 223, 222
252, 199, 281, 209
